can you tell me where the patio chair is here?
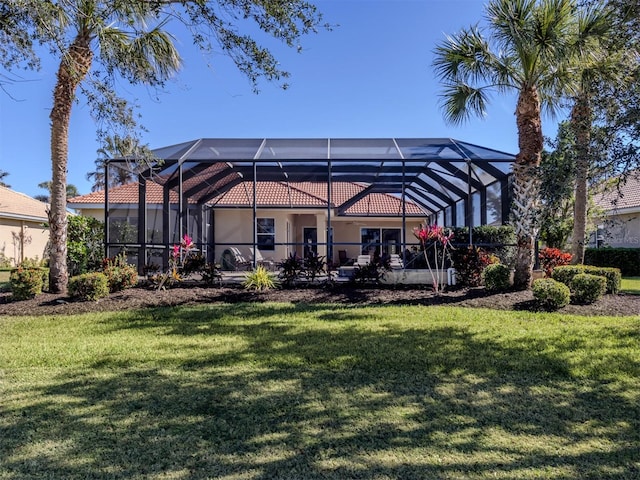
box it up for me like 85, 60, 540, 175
220, 247, 251, 271
355, 255, 371, 267
338, 249, 351, 266
249, 247, 275, 271
389, 254, 403, 269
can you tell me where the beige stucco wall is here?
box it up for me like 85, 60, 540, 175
75, 204, 428, 267
213, 208, 425, 266
78, 207, 105, 221
599, 212, 640, 248
0, 218, 49, 266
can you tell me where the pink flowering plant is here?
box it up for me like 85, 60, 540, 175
412, 224, 454, 293
156, 234, 197, 290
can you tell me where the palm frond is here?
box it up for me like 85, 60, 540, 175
439, 83, 491, 126
486, 0, 536, 52
433, 25, 497, 85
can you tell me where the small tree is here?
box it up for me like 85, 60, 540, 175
67, 215, 104, 276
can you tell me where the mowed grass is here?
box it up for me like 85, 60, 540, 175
1, 303, 639, 480
621, 276, 640, 295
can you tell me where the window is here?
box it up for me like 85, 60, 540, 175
257, 218, 275, 251
361, 228, 401, 255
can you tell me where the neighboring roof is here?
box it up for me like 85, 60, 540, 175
68, 180, 427, 216
110, 138, 514, 214
0, 185, 49, 222
593, 171, 640, 214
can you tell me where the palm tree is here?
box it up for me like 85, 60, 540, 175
86, 136, 140, 192
433, 0, 606, 289
35, 181, 80, 203
4, 1, 325, 294
569, 2, 636, 264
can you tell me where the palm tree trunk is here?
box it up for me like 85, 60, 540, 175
570, 96, 591, 265
48, 34, 93, 293
512, 86, 543, 290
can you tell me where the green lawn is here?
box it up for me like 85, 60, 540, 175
621, 277, 640, 295
1, 303, 638, 479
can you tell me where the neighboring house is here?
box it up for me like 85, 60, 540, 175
0, 186, 50, 266
592, 171, 640, 248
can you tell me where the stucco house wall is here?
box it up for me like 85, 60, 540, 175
592, 172, 640, 248
0, 186, 50, 266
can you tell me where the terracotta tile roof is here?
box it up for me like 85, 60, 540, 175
68, 180, 428, 216
0, 186, 49, 220
344, 193, 425, 215
213, 181, 426, 215
68, 182, 182, 205
593, 171, 640, 212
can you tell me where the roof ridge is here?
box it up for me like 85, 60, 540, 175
0, 185, 49, 206
284, 181, 336, 206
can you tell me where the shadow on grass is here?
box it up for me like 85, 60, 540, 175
2, 304, 639, 479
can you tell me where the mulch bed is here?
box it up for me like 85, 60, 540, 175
1, 283, 638, 317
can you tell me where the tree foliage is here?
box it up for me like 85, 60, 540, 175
432, 0, 607, 289
539, 123, 577, 249
0, 0, 329, 293
67, 214, 104, 276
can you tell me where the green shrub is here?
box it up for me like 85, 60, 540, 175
451, 226, 516, 266
102, 254, 138, 292
277, 253, 305, 287
483, 263, 511, 292
201, 262, 223, 286
352, 257, 390, 285
552, 265, 621, 294
585, 247, 640, 276
532, 278, 570, 311
9, 267, 48, 300
551, 265, 584, 287
182, 253, 206, 278
243, 265, 277, 291
571, 273, 607, 305
303, 252, 326, 282
450, 246, 497, 287
68, 273, 109, 301
67, 215, 104, 275
583, 266, 621, 294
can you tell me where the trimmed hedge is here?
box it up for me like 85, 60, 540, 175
483, 263, 512, 292
532, 278, 571, 310
585, 248, 640, 276
552, 265, 621, 294
69, 273, 110, 301
9, 267, 49, 300
571, 273, 607, 305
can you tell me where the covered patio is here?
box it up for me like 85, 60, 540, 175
103, 138, 515, 272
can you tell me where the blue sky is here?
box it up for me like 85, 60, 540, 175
0, 0, 561, 198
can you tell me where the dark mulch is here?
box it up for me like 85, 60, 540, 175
0, 282, 638, 317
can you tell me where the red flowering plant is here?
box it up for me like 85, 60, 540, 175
538, 247, 573, 278
412, 224, 454, 293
